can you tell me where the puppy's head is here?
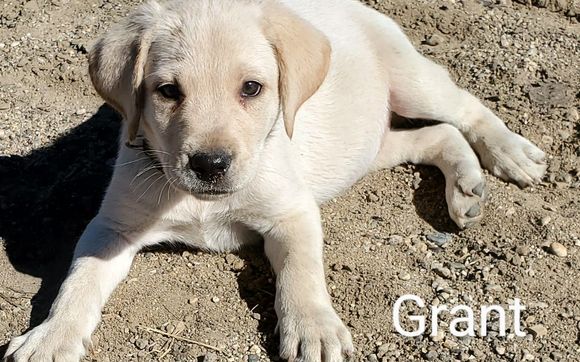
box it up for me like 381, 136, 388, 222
89, 0, 330, 197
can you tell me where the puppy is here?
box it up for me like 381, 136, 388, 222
4, 0, 547, 361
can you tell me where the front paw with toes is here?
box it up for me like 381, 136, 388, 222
278, 305, 353, 362
4, 322, 89, 362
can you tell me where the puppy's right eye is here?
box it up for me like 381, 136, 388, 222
157, 84, 182, 100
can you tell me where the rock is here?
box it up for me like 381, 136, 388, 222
433, 266, 452, 279
443, 339, 458, 349
134, 338, 148, 350
387, 235, 403, 245
540, 216, 552, 226
500, 35, 511, 47
398, 272, 411, 281
548, 242, 567, 257
516, 245, 530, 256
565, 108, 579, 122
427, 232, 452, 247
0, 102, 9, 110
424, 350, 438, 360
522, 350, 535, 361
527, 324, 548, 338
200, 353, 219, 362
232, 259, 245, 271
248, 355, 260, 362
425, 34, 443, 46
495, 346, 506, 355
431, 330, 445, 342
366, 353, 379, 362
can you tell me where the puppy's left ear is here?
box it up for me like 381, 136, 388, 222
262, 2, 331, 139
88, 2, 161, 144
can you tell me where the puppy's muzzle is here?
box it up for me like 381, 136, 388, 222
188, 151, 232, 183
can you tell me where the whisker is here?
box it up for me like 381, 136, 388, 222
115, 158, 152, 168
133, 168, 162, 189
157, 178, 172, 206
167, 176, 179, 202
130, 163, 156, 186
137, 174, 167, 202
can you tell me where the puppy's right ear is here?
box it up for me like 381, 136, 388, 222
88, 2, 160, 143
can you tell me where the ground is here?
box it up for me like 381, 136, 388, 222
0, 0, 579, 361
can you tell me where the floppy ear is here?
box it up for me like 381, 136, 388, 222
88, 2, 160, 143
262, 2, 331, 139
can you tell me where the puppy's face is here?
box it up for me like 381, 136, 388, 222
141, 10, 280, 196
89, 0, 330, 198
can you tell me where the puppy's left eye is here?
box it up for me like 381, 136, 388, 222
157, 84, 182, 100
241, 81, 262, 97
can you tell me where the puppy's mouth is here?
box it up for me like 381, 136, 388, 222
171, 174, 237, 199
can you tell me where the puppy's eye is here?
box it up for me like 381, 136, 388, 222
241, 81, 262, 97
157, 84, 182, 100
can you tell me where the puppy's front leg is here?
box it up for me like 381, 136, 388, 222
264, 201, 353, 362
4, 216, 140, 362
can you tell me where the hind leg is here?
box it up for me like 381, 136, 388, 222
370, 17, 547, 186
376, 124, 486, 229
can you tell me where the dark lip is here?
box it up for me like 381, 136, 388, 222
191, 190, 232, 201
197, 190, 229, 195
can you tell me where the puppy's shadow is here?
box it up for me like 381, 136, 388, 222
390, 113, 460, 233
0, 104, 121, 354
236, 247, 279, 359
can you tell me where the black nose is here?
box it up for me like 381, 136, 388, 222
188, 151, 232, 183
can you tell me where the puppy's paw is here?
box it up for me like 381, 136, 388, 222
478, 130, 547, 188
277, 305, 353, 362
446, 166, 487, 229
4, 321, 89, 362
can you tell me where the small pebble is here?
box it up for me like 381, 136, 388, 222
366, 353, 379, 362
540, 215, 552, 226
495, 346, 506, 355
431, 330, 445, 342
211, 296, 220, 303
522, 350, 535, 361
388, 235, 403, 244
134, 338, 148, 350
516, 245, 530, 256
427, 232, 451, 247
548, 242, 568, 257
398, 272, 411, 281
249, 345, 261, 355
527, 324, 548, 338
424, 350, 438, 360
425, 34, 443, 46
200, 353, 219, 362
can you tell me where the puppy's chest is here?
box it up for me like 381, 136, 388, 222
161, 201, 259, 252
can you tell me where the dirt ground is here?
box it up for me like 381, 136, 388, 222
0, 0, 579, 361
